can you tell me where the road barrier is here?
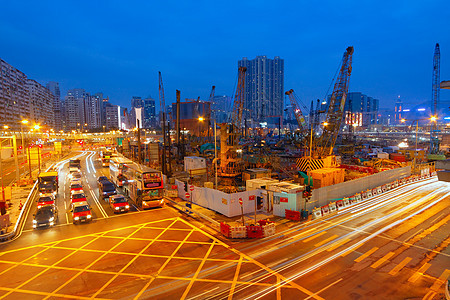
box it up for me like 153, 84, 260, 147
336, 200, 345, 210
321, 204, 330, 216
343, 198, 350, 207
220, 222, 231, 238
329, 202, 337, 213
230, 226, 247, 238
312, 207, 322, 219
285, 209, 301, 221
246, 225, 263, 238
262, 222, 276, 237
372, 188, 378, 196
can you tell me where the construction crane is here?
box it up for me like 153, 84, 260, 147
430, 43, 440, 154
315, 46, 354, 158
285, 89, 308, 132
158, 71, 171, 176
218, 66, 247, 177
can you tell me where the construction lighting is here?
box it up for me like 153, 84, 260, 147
21, 119, 29, 125
430, 116, 437, 122
323, 122, 329, 126
34, 124, 40, 130
401, 119, 406, 123
198, 117, 204, 122
3, 125, 8, 129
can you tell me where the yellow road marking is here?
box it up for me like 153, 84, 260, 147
408, 263, 431, 282
228, 255, 244, 300
340, 243, 363, 257
303, 231, 327, 243
370, 251, 395, 269
92, 219, 181, 299
388, 257, 412, 276
177, 218, 323, 300
43, 222, 152, 300
429, 269, 450, 291
276, 275, 281, 300
354, 247, 378, 263
422, 290, 436, 300
0, 286, 103, 300
327, 238, 350, 252
180, 241, 216, 299
314, 235, 339, 248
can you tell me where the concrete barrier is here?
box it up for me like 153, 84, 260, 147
329, 202, 337, 213
343, 198, 350, 207
321, 205, 330, 216
336, 200, 345, 210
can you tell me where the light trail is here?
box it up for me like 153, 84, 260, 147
248, 190, 450, 300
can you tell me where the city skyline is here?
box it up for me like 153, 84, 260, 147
1, 1, 449, 111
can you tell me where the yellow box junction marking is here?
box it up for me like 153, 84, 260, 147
408, 263, 431, 283
354, 247, 379, 263
303, 231, 327, 243
388, 257, 412, 276
370, 251, 395, 269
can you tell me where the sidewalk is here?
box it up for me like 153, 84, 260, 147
165, 196, 301, 236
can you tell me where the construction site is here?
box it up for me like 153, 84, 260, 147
119, 45, 449, 219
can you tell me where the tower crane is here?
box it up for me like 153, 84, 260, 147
218, 66, 247, 177
158, 71, 171, 176
315, 46, 354, 158
430, 43, 440, 154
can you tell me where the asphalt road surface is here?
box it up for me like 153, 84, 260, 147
0, 153, 448, 299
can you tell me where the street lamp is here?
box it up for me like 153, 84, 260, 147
198, 116, 204, 138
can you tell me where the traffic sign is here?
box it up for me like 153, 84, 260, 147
189, 185, 194, 191
239, 198, 243, 206
185, 192, 190, 199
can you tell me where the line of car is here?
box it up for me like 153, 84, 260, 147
33, 158, 131, 229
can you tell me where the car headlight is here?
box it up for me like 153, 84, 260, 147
69, 174, 73, 179
49, 217, 54, 222
53, 191, 57, 196
87, 214, 92, 219
115, 206, 120, 210
50, 222, 54, 226
33, 220, 37, 224
38, 205, 42, 209
125, 205, 129, 209
142, 201, 147, 206
74, 216, 80, 221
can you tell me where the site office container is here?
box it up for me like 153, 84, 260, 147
389, 153, 406, 162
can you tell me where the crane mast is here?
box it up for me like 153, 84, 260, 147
158, 71, 171, 176
316, 46, 354, 158
430, 43, 440, 154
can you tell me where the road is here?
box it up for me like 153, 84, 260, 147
0, 153, 448, 299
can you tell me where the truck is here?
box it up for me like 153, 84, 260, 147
38, 171, 58, 197
69, 159, 81, 173
99, 180, 117, 201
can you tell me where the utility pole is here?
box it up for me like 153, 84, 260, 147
176, 90, 181, 160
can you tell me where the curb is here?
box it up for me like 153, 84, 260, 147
164, 197, 221, 231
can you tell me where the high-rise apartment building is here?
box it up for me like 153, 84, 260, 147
0, 59, 30, 130
238, 56, 284, 125
64, 95, 82, 130
46, 81, 62, 131
394, 96, 403, 124
27, 79, 55, 129
344, 92, 379, 127
105, 104, 120, 130
143, 96, 156, 128
84, 95, 102, 129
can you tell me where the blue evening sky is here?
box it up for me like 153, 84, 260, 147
0, 0, 449, 111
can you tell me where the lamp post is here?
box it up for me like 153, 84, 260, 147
198, 116, 204, 139
214, 120, 218, 189
33, 124, 41, 174
21, 120, 28, 165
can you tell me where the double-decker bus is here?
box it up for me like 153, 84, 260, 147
109, 157, 133, 187
100, 150, 112, 167
122, 163, 164, 209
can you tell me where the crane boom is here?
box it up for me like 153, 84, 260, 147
316, 46, 354, 158
232, 67, 247, 130
285, 89, 307, 131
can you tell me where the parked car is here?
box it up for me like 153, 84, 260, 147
71, 201, 92, 224
109, 195, 130, 213
33, 205, 58, 228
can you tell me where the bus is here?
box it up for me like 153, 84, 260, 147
122, 162, 164, 209
100, 150, 112, 167
109, 157, 133, 187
